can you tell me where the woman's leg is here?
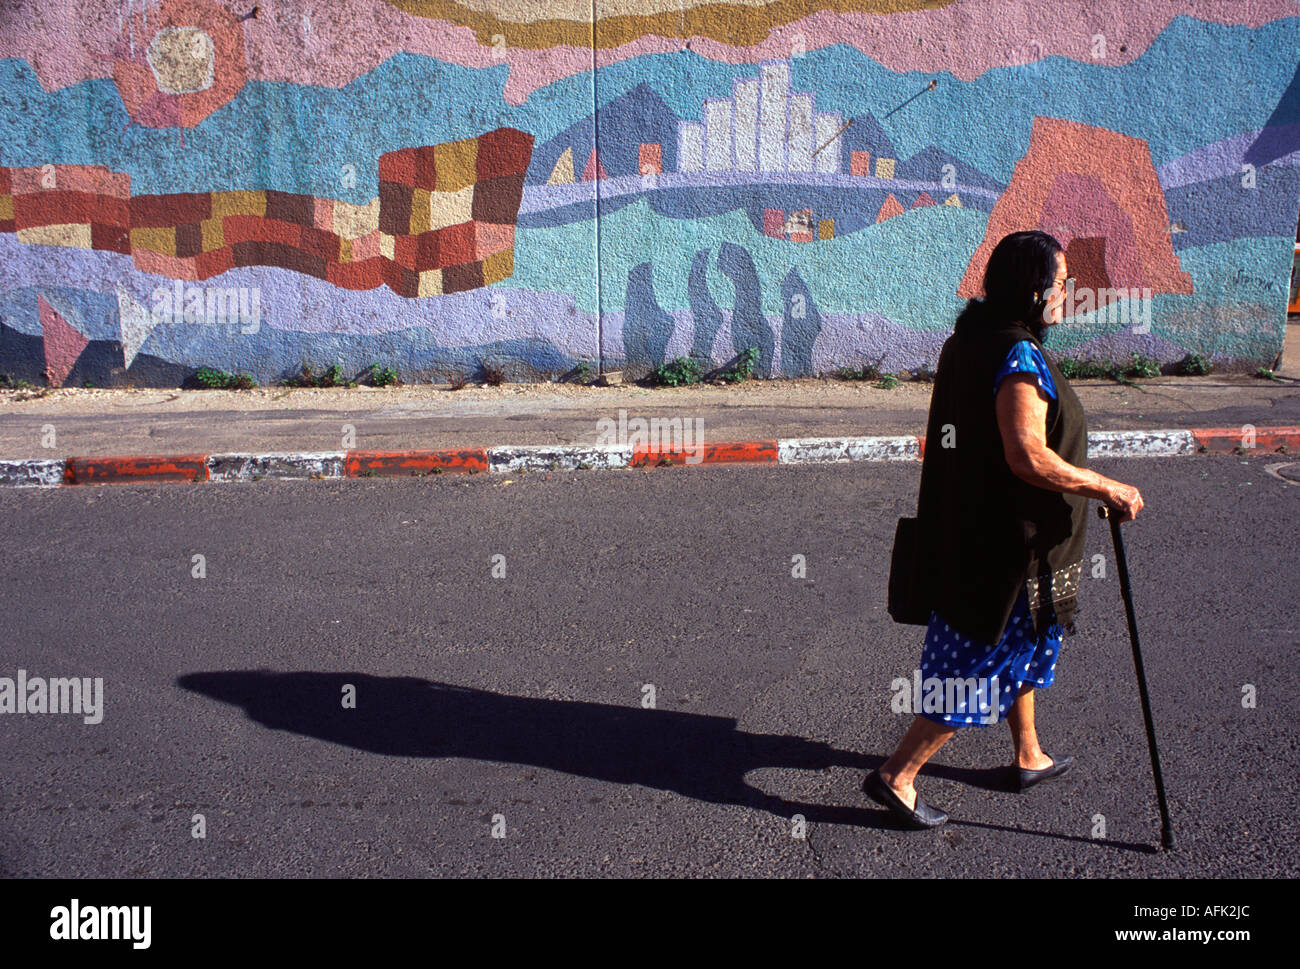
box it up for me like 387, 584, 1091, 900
1005, 683, 1053, 770
878, 716, 957, 809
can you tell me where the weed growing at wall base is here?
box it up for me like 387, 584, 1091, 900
193, 367, 255, 390
834, 357, 887, 382
715, 347, 760, 383
650, 357, 704, 387
1128, 353, 1161, 378
280, 364, 356, 388
1058, 353, 1162, 382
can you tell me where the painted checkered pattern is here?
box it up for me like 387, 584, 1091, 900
0, 127, 532, 299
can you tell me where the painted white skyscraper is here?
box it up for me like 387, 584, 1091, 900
758, 62, 789, 172
732, 78, 759, 172
787, 93, 814, 171
676, 60, 846, 175
677, 122, 704, 173
704, 98, 733, 171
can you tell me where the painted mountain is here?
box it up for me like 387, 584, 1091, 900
960, 117, 1194, 311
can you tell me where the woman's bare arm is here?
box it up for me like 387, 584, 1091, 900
995, 374, 1142, 521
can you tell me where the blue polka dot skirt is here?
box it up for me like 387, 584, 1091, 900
918, 587, 1065, 728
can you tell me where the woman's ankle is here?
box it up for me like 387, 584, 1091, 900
878, 766, 912, 790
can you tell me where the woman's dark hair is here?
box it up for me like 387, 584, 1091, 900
959, 230, 1063, 340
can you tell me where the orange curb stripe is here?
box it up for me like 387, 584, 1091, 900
64, 454, 210, 484
344, 449, 489, 476
36, 426, 1300, 489
1191, 426, 1300, 453
629, 440, 778, 467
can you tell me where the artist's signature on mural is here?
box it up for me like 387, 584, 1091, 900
1232, 268, 1282, 293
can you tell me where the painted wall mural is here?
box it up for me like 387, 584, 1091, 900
0, 1, 1297, 386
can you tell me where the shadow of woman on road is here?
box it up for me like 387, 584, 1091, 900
178, 669, 894, 828
177, 669, 1154, 852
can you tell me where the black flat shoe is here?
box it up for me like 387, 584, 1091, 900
862, 770, 948, 829
1016, 753, 1074, 791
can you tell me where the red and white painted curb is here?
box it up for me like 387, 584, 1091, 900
0, 426, 1296, 488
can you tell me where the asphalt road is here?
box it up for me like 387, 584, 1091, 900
0, 455, 1296, 877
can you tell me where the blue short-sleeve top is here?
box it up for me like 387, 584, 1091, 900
994, 339, 1058, 426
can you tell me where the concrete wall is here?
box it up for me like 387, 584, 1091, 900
1, 0, 1297, 387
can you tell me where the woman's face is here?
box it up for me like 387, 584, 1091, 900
1041, 253, 1070, 328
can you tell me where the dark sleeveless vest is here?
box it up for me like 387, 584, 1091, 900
914, 303, 1089, 644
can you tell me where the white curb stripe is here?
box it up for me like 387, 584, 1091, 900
0, 459, 66, 487
207, 452, 346, 481
488, 444, 632, 472
778, 436, 920, 463
1085, 430, 1196, 458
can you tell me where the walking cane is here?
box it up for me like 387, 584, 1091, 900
1098, 504, 1175, 851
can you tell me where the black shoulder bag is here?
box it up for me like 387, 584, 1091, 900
887, 516, 932, 625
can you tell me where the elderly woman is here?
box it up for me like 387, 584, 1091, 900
865, 230, 1144, 829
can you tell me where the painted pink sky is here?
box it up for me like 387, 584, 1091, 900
1, 0, 1295, 106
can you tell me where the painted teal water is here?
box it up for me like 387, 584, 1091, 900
510, 200, 988, 324
512, 201, 1296, 346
